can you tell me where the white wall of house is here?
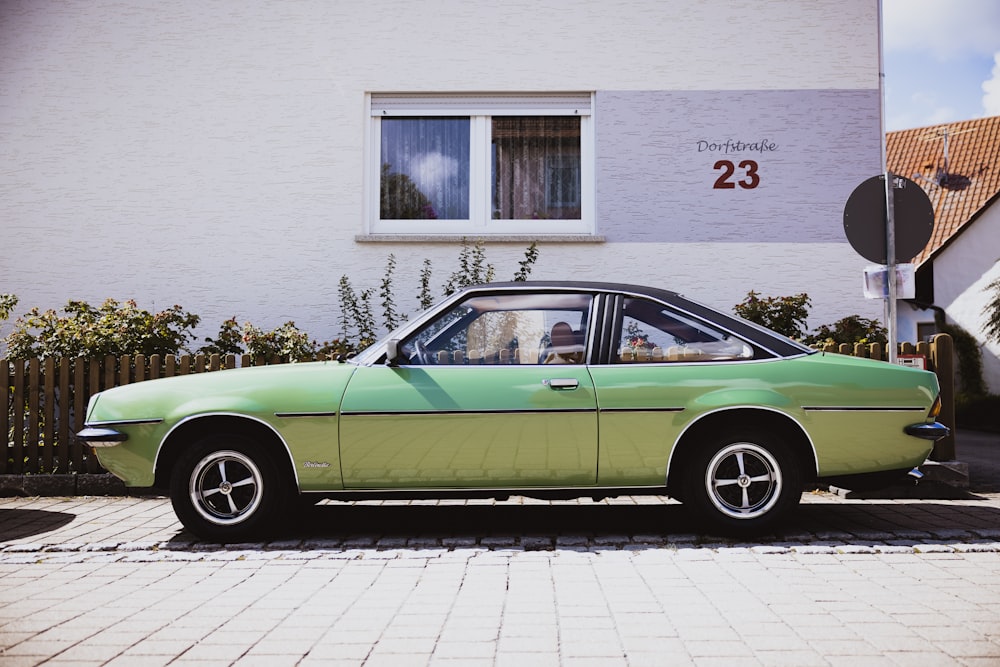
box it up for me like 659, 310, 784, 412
931, 207, 1000, 393
0, 0, 883, 349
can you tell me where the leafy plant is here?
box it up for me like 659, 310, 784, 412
338, 276, 377, 350
3, 299, 200, 359
803, 315, 887, 346
338, 240, 542, 353
0, 294, 17, 322
418, 259, 434, 311
733, 291, 811, 339
380, 253, 406, 332
443, 239, 495, 296
513, 242, 540, 282
242, 321, 318, 361
200, 317, 245, 355
984, 274, 1000, 345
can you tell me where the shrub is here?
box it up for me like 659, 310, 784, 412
733, 291, 811, 339
0, 294, 17, 322
802, 315, 887, 346
338, 240, 540, 352
3, 299, 200, 359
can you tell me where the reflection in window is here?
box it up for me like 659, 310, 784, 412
380, 118, 470, 220
617, 298, 753, 363
492, 117, 581, 220
401, 293, 592, 365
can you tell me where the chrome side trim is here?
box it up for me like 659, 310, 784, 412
274, 411, 339, 418
599, 407, 685, 413
84, 418, 164, 426
802, 406, 925, 412
342, 408, 595, 417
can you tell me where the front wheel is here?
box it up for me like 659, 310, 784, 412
682, 431, 802, 536
170, 435, 288, 541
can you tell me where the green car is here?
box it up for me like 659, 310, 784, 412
78, 282, 948, 540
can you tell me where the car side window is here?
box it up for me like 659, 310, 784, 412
401, 293, 593, 365
616, 297, 753, 363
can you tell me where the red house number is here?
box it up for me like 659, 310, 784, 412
713, 160, 760, 189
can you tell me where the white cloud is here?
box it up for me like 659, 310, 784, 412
983, 52, 1000, 115
883, 0, 1000, 59
408, 151, 459, 194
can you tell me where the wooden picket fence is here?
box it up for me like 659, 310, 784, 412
0, 353, 325, 476
2, 335, 957, 477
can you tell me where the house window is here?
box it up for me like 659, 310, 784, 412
368, 93, 594, 236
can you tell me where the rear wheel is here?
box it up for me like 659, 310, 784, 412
682, 430, 802, 536
170, 434, 288, 541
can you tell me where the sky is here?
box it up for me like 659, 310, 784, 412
883, 0, 1000, 131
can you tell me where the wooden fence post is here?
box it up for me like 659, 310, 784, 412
1, 359, 9, 474
929, 333, 956, 461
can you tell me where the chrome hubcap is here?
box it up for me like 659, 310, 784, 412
706, 442, 782, 520
189, 450, 263, 526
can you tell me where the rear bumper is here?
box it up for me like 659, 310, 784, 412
904, 421, 951, 441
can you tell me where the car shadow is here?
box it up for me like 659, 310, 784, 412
180, 496, 1000, 547
0, 508, 76, 541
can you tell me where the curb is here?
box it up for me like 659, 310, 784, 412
0, 474, 161, 497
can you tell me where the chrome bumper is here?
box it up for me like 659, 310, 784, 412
904, 421, 951, 441
76, 427, 128, 448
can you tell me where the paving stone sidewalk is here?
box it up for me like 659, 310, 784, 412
3, 489, 1000, 563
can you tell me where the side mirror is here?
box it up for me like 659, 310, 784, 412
385, 339, 401, 366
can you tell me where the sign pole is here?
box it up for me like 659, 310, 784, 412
884, 171, 898, 364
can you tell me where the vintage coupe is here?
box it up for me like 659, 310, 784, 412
79, 282, 948, 540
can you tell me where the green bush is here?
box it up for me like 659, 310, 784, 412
733, 291, 811, 339
802, 315, 887, 346
3, 299, 200, 359
338, 240, 540, 352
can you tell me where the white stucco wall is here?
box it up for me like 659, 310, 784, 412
0, 0, 882, 348
931, 207, 1000, 393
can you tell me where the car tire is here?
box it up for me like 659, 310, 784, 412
170, 434, 288, 541
682, 430, 802, 536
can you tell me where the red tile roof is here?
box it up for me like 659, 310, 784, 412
886, 115, 1000, 265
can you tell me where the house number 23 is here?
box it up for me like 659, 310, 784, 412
713, 159, 760, 189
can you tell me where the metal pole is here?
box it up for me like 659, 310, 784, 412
885, 172, 898, 364
877, 2, 898, 364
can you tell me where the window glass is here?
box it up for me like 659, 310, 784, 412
401, 293, 592, 365
492, 117, 581, 220
369, 94, 593, 235
380, 117, 470, 220
617, 298, 753, 363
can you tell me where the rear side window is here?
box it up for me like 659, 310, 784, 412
616, 297, 753, 363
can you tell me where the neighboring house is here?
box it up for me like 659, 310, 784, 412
888, 115, 1000, 393
1, 1, 884, 348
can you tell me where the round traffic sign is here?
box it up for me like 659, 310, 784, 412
843, 174, 935, 264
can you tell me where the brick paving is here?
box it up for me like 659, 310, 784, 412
1, 490, 1000, 666
1, 428, 998, 665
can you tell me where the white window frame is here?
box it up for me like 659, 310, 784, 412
365, 93, 595, 237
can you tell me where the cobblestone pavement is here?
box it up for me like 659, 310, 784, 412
1, 431, 999, 665
2, 489, 1000, 666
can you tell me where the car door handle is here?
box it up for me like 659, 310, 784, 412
545, 378, 579, 390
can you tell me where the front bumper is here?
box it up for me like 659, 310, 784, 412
904, 421, 951, 441
76, 427, 128, 448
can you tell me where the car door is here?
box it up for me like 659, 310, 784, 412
338, 291, 599, 489
589, 294, 758, 487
